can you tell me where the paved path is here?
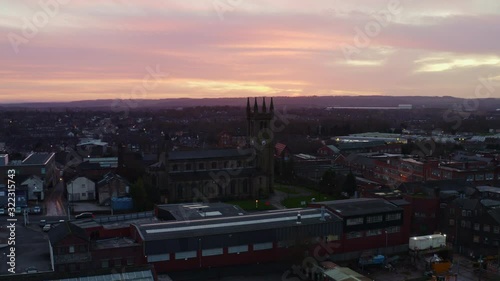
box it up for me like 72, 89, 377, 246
269, 185, 314, 209
45, 181, 66, 217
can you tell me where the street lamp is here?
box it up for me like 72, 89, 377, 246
478, 256, 484, 281
198, 238, 202, 268
384, 230, 388, 256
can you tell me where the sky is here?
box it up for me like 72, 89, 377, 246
1, 0, 500, 103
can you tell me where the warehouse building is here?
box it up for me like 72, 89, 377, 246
131, 207, 343, 272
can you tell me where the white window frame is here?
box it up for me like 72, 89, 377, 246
228, 245, 248, 254
346, 217, 363, 226
202, 248, 223, 257
253, 242, 273, 251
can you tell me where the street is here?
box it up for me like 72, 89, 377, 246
44, 180, 67, 217
0, 222, 51, 275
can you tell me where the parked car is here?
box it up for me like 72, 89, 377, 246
0, 208, 5, 215
31, 206, 41, 214
75, 212, 94, 219
25, 267, 38, 273
39, 219, 46, 228
42, 224, 51, 232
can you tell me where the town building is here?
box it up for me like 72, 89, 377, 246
131, 206, 341, 273
147, 98, 275, 203
309, 198, 411, 258
51, 203, 342, 274
66, 176, 96, 202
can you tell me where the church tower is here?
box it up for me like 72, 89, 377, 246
246, 97, 274, 195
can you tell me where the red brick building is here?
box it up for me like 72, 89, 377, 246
309, 198, 411, 255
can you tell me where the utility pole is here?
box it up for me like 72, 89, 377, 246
67, 181, 72, 221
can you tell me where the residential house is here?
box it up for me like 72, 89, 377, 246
20, 175, 44, 201
317, 145, 340, 157
48, 222, 143, 273
97, 173, 130, 205
66, 176, 96, 201
48, 222, 92, 272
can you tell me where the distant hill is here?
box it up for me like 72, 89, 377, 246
2, 96, 500, 110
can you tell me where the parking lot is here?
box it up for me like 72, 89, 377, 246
0, 222, 52, 275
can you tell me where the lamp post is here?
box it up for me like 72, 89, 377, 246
384, 230, 388, 256
478, 256, 484, 281
198, 238, 202, 268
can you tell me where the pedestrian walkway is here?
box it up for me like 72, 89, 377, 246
269, 184, 314, 209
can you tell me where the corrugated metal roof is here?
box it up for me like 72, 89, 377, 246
48, 270, 154, 281
138, 208, 342, 242
323, 266, 371, 281
317, 198, 401, 217
22, 152, 54, 165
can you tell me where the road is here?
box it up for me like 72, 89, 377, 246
44, 180, 67, 217
0, 222, 52, 275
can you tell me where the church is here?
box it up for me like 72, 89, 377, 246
147, 98, 275, 203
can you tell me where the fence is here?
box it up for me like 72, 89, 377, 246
329, 244, 410, 262
95, 211, 154, 223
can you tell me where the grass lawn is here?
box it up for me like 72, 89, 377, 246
274, 184, 300, 195
227, 199, 276, 211
282, 194, 335, 208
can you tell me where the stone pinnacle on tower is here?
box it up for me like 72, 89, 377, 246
246, 97, 251, 114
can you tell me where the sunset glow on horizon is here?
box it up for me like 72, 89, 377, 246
1, 0, 500, 103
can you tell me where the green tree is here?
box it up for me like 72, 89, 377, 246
144, 180, 160, 208
342, 171, 357, 197
130, 178, 148, 211
319, 169, 336, 195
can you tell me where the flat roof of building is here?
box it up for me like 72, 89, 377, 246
315, 198, 402, 216
22, 152, 55, 165
0, 266, 155, 281
476, 186, 500, 193
156, 202, 246, 221
168, 168, 260, 181
137, 207, 341, 241
93, 237, 139, 250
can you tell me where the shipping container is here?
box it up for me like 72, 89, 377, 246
111, 197, 133, 211
409, 234, 446, 251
